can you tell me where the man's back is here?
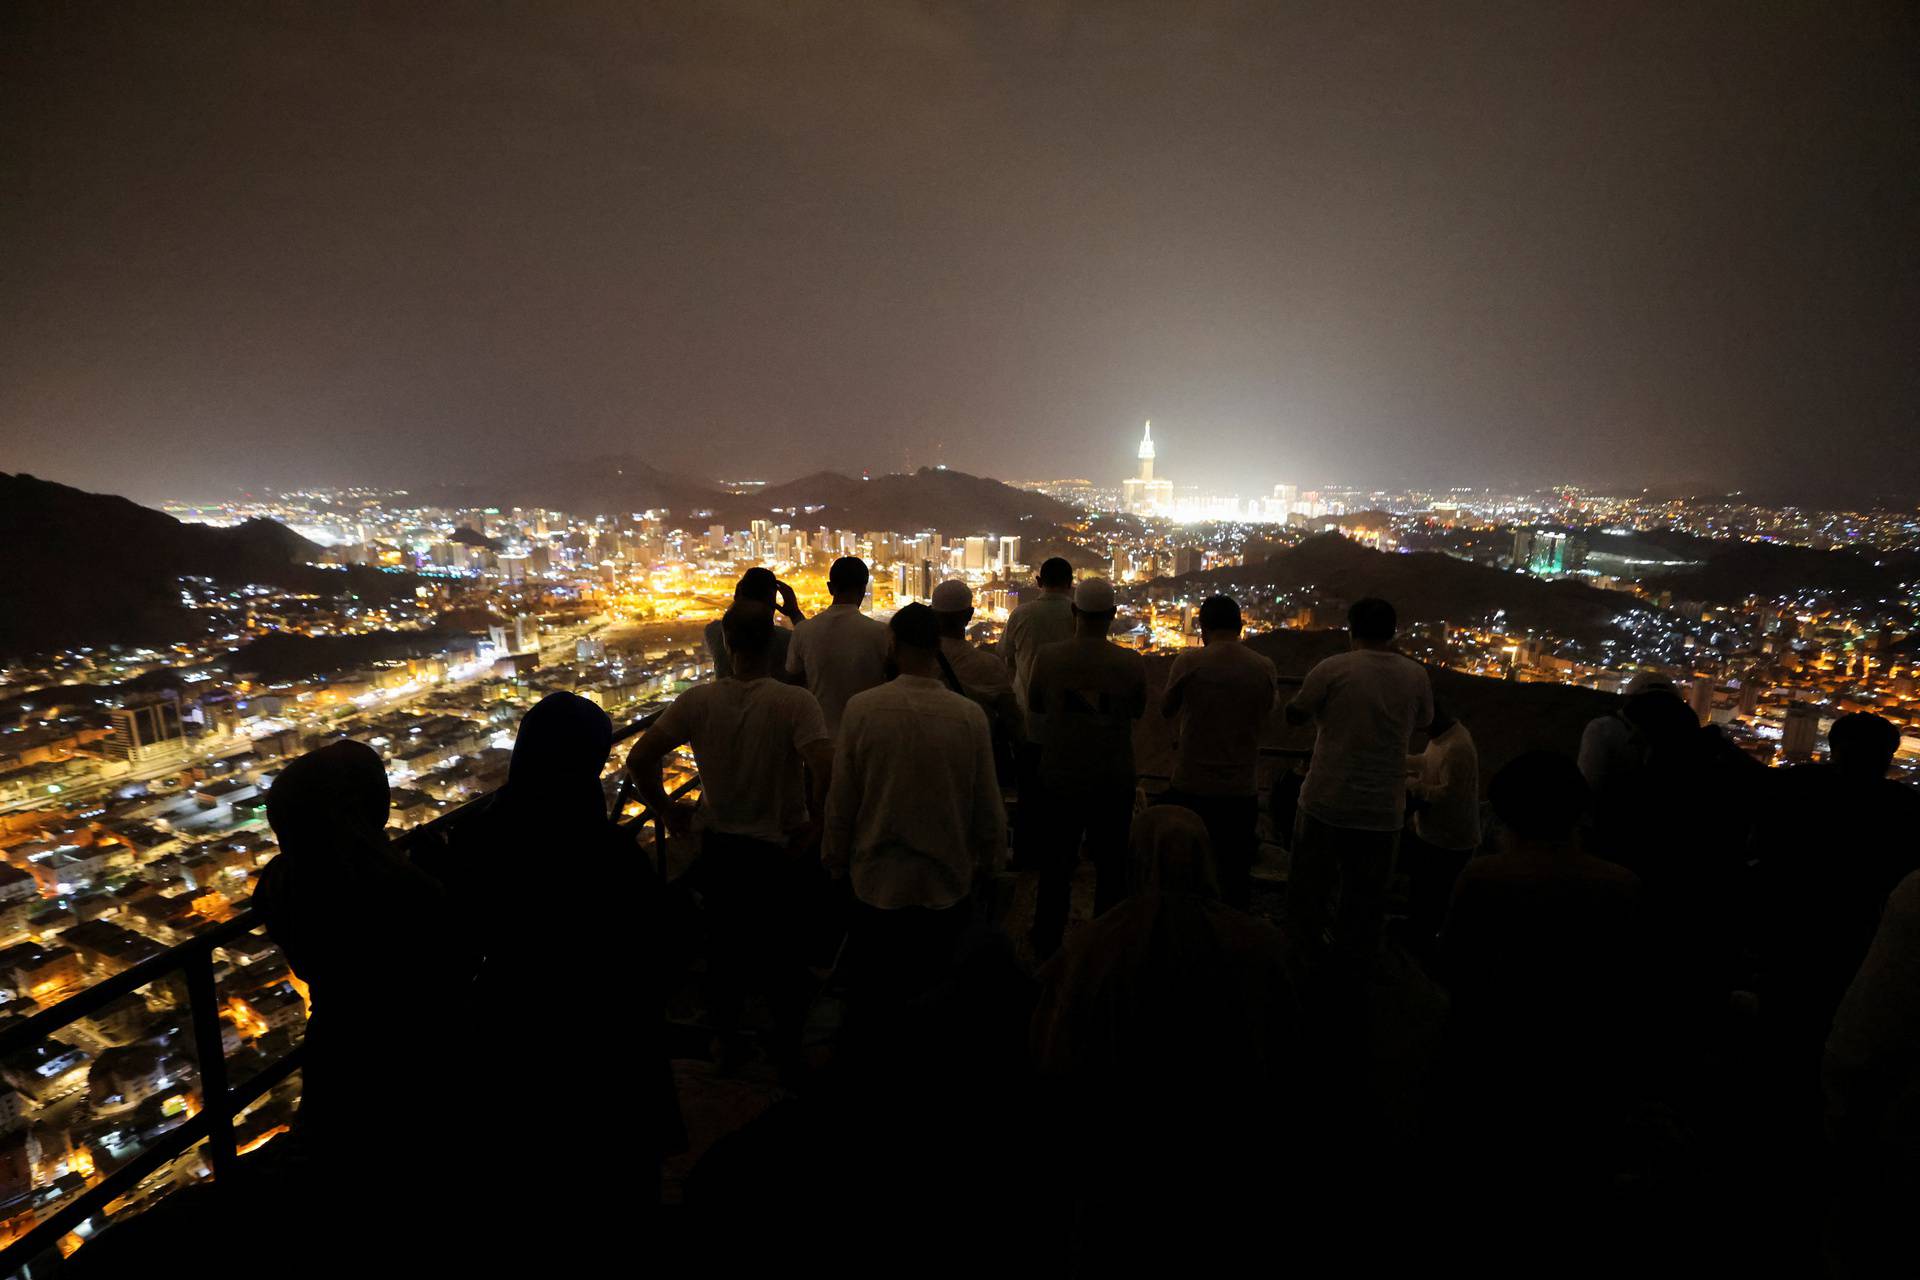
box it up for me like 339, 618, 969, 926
786, 602, 890, 733
825, 675, 1004, 909
1001, 592, 1075, 719
940, 634, 1010, 700
1292, 649, 1433, 831
652, 677, 828, 841
1030, 637, 1148, 787
1165, 640, 1278, 796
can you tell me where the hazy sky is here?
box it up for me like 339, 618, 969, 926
3, 1, 1914, 504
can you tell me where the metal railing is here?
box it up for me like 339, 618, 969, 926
0, 690, 1298, 1273
0, 703, 679, 1278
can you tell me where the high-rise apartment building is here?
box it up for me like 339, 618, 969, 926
106, 700, 187, 765
1782, 701, 1819, 763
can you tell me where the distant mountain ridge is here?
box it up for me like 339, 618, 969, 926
0, 473, 399, 658
426, 457, 1075, 536
753, 467, 1078, 535
1150, 532, 1663, 646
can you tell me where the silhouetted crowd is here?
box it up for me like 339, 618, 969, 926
218, 556, 1917, 1278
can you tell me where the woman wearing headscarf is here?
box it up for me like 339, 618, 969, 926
439, 692, 634, 1010
254, 740, 473, 1176
1031, 805, 1300, 1272
438, 692, 682, 1215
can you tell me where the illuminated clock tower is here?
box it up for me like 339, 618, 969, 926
1121, 420, 1173, 515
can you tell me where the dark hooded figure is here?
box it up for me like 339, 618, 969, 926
439, 692, 683, 1206
254, 739, 472, 1158
1031, 805, 1301, 1271
447, 692, 619, 999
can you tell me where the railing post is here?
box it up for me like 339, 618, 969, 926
184, 945, 238, 1180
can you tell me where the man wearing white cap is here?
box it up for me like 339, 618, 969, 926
1025, 577, 1148, 960
930, 579, 1018, 723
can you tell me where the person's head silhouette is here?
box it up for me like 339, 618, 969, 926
889, 601, 942, 677
1829, 711, 1899, 781
267, 739, 390, 857
1624, 687, 1697, 751
721, 601, 776, 666
1198, 594, 1242, 641
1037, 557, 1073, 591
1127, 805, 1219, 899
828, 556, 870, 605
1347, 597, 1396, 650
506, 691, 614, 825
1490, 750, 1588, 847
733, 566, 778, 607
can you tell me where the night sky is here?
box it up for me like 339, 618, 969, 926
2, 1, 1914, 504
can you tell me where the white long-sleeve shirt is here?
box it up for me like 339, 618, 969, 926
824, 675, 1006, 910
1408, 721, 1480, 852
999, 591, 1075, 732
786, 601, 891, 734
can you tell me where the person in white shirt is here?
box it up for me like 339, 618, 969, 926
1000, 557, 1077, 724
930, 579, 1022, 752
1283, 596, 1434, 966
825, 603, 1006, 1003
1576, 672, 1676, 792
628, 602, 833, 1068
1159, 594, 1280, 910
1403, 703, 1480, 950
786, 556, 891, 735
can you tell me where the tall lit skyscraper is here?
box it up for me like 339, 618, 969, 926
1121, 420, 1174, 515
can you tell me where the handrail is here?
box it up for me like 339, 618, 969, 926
1, 684, 1282, 1272
0, 702, 676, 1278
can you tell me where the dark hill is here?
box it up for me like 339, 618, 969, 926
417, 459, 1071, 538
1147, 532, 1661, 646
1130, 627, 1617, 791
1638, 536, 1917, 615
0, 473, 403, 657
227, 630, 476, 682
754, 470, 865, 513
741, 467, 1077, 535
449, 526, 502, 551
413, 455, 727, 519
